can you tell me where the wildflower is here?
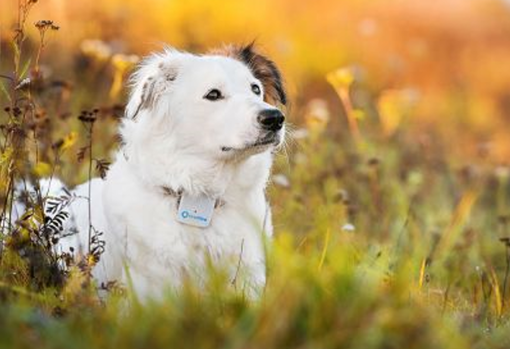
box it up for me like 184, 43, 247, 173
80, 39, 112, 61
57, 132, 78, 151
326, 67, 354, 90
12, 106, 22, 117
78, 110, 98, 123
326, 66, 362, 143
378, 89, 419, 136
342, 223, 356, 232
272, 173, 290, 188
34, 20, 59, 31
304, 99, 330, 134
110, 54, 139, 99
111, 53, 139, 71
33, 161, 52, 177
15, 77, 31, 91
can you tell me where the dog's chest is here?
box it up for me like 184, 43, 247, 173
108, 189, 267, 274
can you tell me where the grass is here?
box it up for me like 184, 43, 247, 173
2, 1, 510, 348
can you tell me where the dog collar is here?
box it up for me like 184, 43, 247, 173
162, 186, 226, 209
162, 186, 225, 228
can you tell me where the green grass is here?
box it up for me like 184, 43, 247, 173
2, 127, 510, 348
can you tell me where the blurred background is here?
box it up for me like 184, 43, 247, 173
2, 0, 510, 160
3, 3, 510, 344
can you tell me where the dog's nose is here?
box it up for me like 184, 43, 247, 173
257, 109, 285, 131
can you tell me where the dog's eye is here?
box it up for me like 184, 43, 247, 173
251, 84, 261, 96
204, 89, 223, 101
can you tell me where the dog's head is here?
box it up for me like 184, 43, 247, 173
122, 44, 287, 165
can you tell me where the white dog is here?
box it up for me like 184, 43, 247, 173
48, 44, 286, 298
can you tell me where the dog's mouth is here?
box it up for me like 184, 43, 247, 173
221, 132, 281, 153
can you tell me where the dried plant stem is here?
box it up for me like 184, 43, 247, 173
34, 31, 46, 76
231, 239, 245, 288
337, 88, 361, 145
503, 247, 510, 308
1, 176, 14, 232
34, 20, 59, 76
0, 74, 14, 82
87, 124, 93, 254
13, 0, 35, 82
0, 0, 34, 230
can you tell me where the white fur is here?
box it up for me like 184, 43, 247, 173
56, 48, 285, 298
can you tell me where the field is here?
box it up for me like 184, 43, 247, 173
2, 0, 510, 348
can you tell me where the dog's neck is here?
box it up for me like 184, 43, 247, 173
120, 148, 273, 201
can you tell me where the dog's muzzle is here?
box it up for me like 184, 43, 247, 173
220, 109, 285, 153
257, 109, 285, 132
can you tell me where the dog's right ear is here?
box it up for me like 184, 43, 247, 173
211, 43, 287, 107
125, 50, 179, 120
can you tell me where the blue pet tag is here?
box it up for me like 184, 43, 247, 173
177, 194, 216, 228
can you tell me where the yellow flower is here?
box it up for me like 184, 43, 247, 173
61, 131, 78, 151
33, 161, 52, 177
110, 54, 140, 99
326, 67, 362, 144
111, 54, 139, 71
378, 89, 419, 136
326, 67, 354, 91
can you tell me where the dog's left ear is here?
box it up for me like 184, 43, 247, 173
125, 51, 179, 120
218, 43, 287, 107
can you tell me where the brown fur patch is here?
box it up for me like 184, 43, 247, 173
211, 43, 287, 107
